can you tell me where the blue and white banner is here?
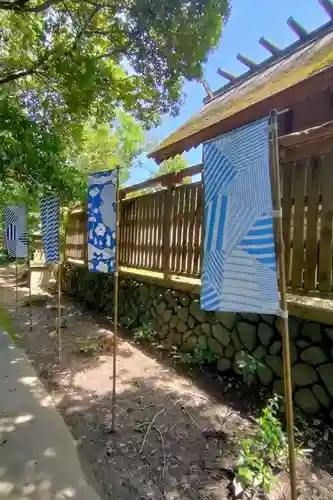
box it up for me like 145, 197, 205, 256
40, 196, 60, 264
201, 118, 279, 314
88, 170, 116, 273
4, 205, 28, 259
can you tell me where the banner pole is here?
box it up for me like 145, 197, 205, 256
27, 209, 32, 332
15, 260, 18, 311
269, 109, 297, 500
57, 205, 62, 365
111, 166, 120, 433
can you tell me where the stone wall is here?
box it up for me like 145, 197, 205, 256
62, 262, 333, 415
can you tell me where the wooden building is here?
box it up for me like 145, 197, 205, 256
150, 0, 333, 163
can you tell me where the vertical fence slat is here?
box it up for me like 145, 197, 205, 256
318, 151, 333, 292
181, 186, 191, 274
281, 163, 294, 285
149, 194, 155, 270
175, 187, 185, 273
291, 160, 307, 289
163, 187, 173, 278
170, 189, 178, 273
304, 156, 321, 291
186, 185, 196, 275
156, 191, 164, 271
132, 198, 138, 267
193, 185, 203, 276
138, 195, 144, 267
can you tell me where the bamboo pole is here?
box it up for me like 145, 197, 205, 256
15, 260, 18, 311
269, 109, 297, 500
57, 261, 61, 365
57, 205, 62, 365
27, 241, 32, 332
26, 205, 32, 331
111, 166, 120, 433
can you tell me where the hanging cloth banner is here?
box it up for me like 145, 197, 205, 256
201, 118, 280, 314
88, 170, 117, 273
4, 205, 28, 259
40, 196, 60, 264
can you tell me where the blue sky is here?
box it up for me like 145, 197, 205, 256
128, 0, 329, 185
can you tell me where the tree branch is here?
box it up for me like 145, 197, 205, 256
0, 0, 58, 12
0, 67, 37, 85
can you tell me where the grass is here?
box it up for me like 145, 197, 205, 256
0, 303, 16, 341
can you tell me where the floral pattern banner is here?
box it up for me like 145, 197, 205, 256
88, 170, 117, 273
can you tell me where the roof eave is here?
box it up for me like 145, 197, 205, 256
149, 64, 333, 163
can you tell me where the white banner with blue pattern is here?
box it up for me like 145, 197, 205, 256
88, 170, 116, 273
4, 205, 28, 259
40, 196, 60, 264
201, 118, 279, 314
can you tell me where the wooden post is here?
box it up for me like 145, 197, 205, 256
111, 166, 120, 433
269, 109, 297, 500
162, 186, 173, 279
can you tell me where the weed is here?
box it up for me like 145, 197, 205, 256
235, 394, 304, 495
236, 351, 263, 385
174, 345, 218, 367
132, 322, 156, 343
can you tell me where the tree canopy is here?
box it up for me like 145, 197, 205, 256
0, 0, 230, 130
70, 111, 145, 186
0, 0, 230, 203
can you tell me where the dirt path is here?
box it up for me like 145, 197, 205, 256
1, 265, 333, 500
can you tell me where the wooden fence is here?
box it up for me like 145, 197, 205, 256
65, 122, 333, 294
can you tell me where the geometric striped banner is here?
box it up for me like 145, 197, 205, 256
201, 118, 280, 314
4, 205, 28, 259
40, 196, 60, 264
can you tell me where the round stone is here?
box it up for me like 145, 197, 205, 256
292, 363, 318, 386
198, 335, 208, 350
212, 323, 230, 346
265, 355, 283, 377
312, 384, 330, 408
300, 346, 327, 365
225, 344, 235, 359
176, 321, 187, 334
270, 341, 282, 355
208, 338, 223, 357
295, 388, 320, 414
257, 364, 273, 386
302, 322, 322, 343
253, 345, 267, 360
237, 322, 257, 351
318, 363, 333, 397
258, 322, 274, 346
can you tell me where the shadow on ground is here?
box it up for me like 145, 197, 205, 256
1, 266, 333, 499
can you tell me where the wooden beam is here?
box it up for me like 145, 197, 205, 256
318, 0, 333, 18
287, 17, 308, 39
217, 68, 236, 81
279, 119, 333, 148
236, 53, 257, 70
199, 78, 213, 99
259, 37, 280, 56
121, 163, 203, 195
